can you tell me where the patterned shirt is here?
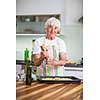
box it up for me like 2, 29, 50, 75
33, 36, 66, 76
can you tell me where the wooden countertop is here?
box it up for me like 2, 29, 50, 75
16, 81, 83, 100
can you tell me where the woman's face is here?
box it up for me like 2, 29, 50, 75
46, 25, 59, 40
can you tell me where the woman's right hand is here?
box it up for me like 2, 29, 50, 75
41, 50, 49, 60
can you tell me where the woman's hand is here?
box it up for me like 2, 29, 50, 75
40, 44, 49, 60
41, 50, 49, 60
47, 59, 58, 66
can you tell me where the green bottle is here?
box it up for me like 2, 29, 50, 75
24, 48, 29, 62
25, 61, 32, 85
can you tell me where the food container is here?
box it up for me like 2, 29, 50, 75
37, 76, 81, 83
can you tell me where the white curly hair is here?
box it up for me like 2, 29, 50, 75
44, 17, 61, 33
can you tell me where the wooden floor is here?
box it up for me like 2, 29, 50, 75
16, 81, 83, 100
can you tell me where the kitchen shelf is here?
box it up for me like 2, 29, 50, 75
16, 33, 62, 36
16, 14, 61, 36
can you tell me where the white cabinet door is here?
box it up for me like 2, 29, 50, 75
64, 67, 83, 79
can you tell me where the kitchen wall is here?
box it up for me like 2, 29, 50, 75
16, 0, 83, 63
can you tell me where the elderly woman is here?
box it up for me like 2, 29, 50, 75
33, 17, 67, 76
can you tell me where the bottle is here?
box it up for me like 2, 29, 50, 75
24, 48, 29, 62
25, 61, 32, 85
31, 50, 33, 63
31, 40, 35, 63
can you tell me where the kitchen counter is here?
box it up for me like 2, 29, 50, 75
16, 81, 83, 100
16, 60, 27, 65
16, 60, 83, 67
16, 60, 34, 65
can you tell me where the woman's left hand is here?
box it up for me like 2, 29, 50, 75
47, 59, 58, 66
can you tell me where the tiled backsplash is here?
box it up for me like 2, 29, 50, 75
16, 24, 83, 63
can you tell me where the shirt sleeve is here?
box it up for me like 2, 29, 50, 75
59, 39, 66, 53
33, 39, 41, 54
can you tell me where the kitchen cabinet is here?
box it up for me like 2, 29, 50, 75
64, 65, 83, 80
16, 14, 61, 36
16, 60, 37, 81
16, 63, 26, 81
